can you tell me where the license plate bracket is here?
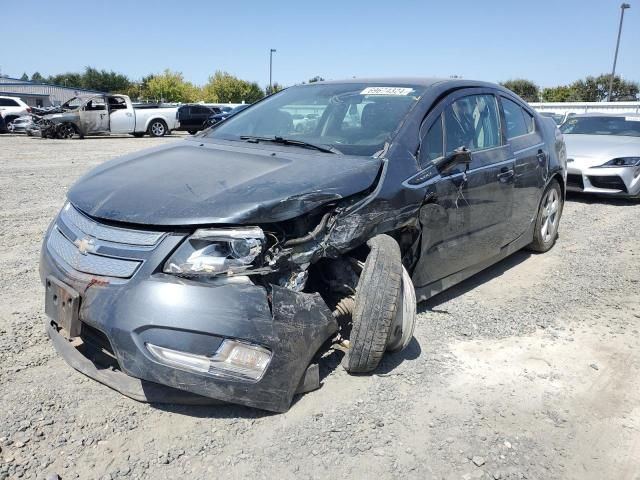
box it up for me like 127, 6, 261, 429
45, 276, 81, 339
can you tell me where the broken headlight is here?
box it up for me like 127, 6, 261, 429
164, 227, 264, 276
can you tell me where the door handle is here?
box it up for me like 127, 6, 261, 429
536, 149, 547, 164
497, 169, 514, 183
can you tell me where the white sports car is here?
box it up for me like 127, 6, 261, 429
561, 114, 640, 198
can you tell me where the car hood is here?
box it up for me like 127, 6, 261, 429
564, 134, 640, 168
68, 139, 382, 226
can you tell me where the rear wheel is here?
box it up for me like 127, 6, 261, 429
528, 179, 563, 252
148, 120, 167, 137
342, 234, 403, 373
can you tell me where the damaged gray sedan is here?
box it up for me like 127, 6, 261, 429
40, 78, 567, 412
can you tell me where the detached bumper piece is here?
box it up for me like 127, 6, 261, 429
46, 321, 220, 405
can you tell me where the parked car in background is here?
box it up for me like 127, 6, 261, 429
561, 114, 640, 198
204, 104, 250, 128
40, 78, 566, 412
37, 94, 178, 138
0, 95, 31, 124
539, 111, 569, 126
176, 104, 222, 134
7, 115, 36, 134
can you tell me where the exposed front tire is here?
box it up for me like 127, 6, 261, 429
386, 266, 417, 353
57, 123, 76, 139
528, 179, 563, 253
148, 120, 168, 137
342, 234, 403, 373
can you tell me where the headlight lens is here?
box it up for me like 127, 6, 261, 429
146, 339, 272, 382
600, 157, 640, 167
164, 227, 264, 275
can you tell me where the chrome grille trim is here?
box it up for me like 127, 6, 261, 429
60, 204, 164, 246
47, 227, 142, 279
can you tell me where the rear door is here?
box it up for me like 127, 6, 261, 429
79, 97, 109, 133
411, 89, 515, 289
108, 96, 135, 133
498, 95, 546, 239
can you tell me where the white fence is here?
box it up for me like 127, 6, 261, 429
530, 101, 640, 115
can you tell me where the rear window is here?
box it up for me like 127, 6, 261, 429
0, 98, 20, 107
502, 97, 530, 139
560, 116, 640, 137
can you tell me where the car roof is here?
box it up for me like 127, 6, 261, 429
569, 113, 640, 118
305, 77, 502, 90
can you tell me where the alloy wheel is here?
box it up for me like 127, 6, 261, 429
540, 188, 560, 243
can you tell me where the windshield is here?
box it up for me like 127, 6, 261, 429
205, 83, 426, 156
560, 116, 640, 137
61, 97, 84, 111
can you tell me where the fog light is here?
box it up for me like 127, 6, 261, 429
146, 339, 272, 382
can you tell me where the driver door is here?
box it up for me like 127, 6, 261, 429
411, 89, 515, 292
79, 96, 110, 134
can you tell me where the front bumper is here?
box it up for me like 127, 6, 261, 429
566, 164, 640, 198
40, 218, 337, 412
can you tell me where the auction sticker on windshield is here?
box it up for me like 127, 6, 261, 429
360, 87, 414, 96
625, 116, 640, 122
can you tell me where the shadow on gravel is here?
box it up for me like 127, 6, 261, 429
566, 191, 639, 206
418, 250, 532, 313
151, 400, 276, 419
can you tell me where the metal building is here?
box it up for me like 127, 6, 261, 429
0, 76, 105, 107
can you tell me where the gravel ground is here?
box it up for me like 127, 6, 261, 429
0, 133, 639, 480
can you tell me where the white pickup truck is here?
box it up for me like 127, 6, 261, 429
38, 94, 179, 138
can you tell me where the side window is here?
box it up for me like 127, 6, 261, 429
444, 94, 501, 154
85, 98, 107, 111
523, 109, 535, 133
501, 97, 528, 138
108, 96, 127, 110
420, 114, 444, 166
0, 98, 20, 107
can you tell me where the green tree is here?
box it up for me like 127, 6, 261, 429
500, 79, 539, 102
202, 71, 264, 103
146, 69, 199, 102
48, 72, 83, 88
571, 74, 639, 102
20, 73, 29, 81
541, 85, 580, 102
81, 66, 131, 92
31, 72, 44, 82
265, 82, 285, 96
308, 76, 324, 83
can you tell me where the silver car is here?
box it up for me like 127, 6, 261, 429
561, 114, 640, 198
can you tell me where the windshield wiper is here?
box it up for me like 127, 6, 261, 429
239, 136, 340, 154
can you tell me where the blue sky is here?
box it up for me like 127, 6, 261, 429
2, 0, 638, 89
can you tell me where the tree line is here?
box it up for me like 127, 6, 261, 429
500, 74, 639, 103
18, 67, 321, 103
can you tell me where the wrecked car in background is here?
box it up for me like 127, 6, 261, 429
40, 78, 566, 412
37, 94, 179, 139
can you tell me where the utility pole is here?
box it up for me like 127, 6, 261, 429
269, 49, 277, 94
608, 3, 631, 101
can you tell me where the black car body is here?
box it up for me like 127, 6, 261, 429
40, 79, 566, 412
177, 104, 222, 134
205, 104, 251, 128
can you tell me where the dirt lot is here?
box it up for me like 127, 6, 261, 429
1, 134, 639, 480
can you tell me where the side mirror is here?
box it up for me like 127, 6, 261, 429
434, 147, 472, 174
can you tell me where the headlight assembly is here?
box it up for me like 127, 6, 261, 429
164, 227, 264, 276
599, 157, 640, 167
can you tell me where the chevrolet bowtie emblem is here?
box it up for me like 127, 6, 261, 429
74, 237, 96, 255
